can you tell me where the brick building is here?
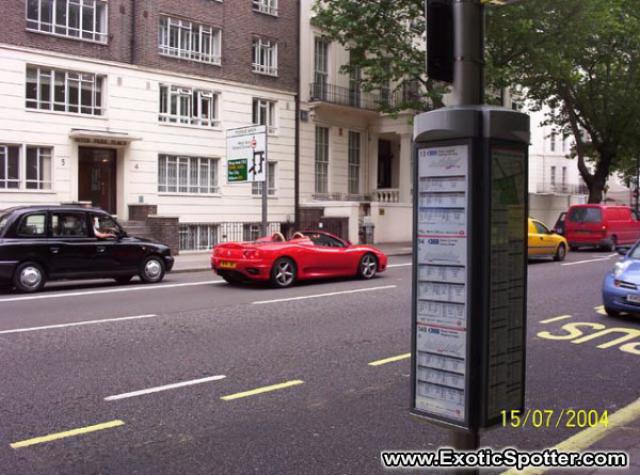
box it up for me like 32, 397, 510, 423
0, 0, 299, 252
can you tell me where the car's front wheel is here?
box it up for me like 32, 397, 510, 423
553, 243, 567, 261
604, 306, 621, 317
270, 257, 296, 288
139, 256, 165, 284
13, 261, 47, 293
358, 253, 378, 279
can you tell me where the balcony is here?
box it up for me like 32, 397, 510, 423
536, 182, 589, 195
373, 189, 400, 203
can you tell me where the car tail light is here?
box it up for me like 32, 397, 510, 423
243, 249, 261, 259
602, 225, 607, 234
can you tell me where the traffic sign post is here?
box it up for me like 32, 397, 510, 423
226, 125, 269, 236
414, 1, 530, 468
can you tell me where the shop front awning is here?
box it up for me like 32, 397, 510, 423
69, 129, 142, 147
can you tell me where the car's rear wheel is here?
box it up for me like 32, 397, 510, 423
358, 253, 378, 279
270, 257, 296, 288
604, 306, 621, 317
553, 243, 567, 261
114, 275, 134, 284
603, 236, 617, 252
13, 261, 46, 293
139, 256, 165, 284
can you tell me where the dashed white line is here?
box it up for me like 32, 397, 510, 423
252, 285, 398, 305
387, 263, 412, 268
0, 314, 159, 335
561, 255, 616, 266
105, 375, 227, 401
0, 280, 224, 303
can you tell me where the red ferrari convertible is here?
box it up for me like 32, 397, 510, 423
211, 231, 388, 287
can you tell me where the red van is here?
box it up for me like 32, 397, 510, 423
565, 204, 640, 250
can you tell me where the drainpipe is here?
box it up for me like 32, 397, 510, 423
294, 0, 301, 229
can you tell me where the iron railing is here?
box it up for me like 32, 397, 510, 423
536, 183, 589, 195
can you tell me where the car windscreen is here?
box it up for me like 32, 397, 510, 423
568, 207, 602, 223
0, 212, 10, 236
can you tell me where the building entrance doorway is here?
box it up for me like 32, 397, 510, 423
78, 147, 117, 214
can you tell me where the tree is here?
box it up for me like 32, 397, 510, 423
486, 0, 640, 203
314, 0, 640, 203
311, 0, 446, 111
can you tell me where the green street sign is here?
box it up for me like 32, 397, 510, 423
228, 159, 248, 183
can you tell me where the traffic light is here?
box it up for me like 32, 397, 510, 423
426, 0, 454, 83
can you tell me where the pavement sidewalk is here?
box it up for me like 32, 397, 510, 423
172, 241, 412, 273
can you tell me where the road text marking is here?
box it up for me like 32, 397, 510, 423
105, 375, 227, 401
540, 315, 572, 324
221, 380, 304, 401
0, 280, 224, 303
501, 397, 640, 474
369, 353, 412, 366
594, 305, 607, 316
0, 314, 159, 335
10, 420, 125, 449
252, 285, 397, 305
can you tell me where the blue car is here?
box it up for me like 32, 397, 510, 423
602, 243, 640, 316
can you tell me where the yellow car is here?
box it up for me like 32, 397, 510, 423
528, 217, 569, 261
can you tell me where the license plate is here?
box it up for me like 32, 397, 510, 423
219, 261, 237, 269
626, 294, 640, 304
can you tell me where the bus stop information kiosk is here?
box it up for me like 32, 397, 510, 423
411, 106, 530, 433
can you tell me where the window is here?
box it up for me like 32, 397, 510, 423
243, 223, 262, 242
18, 214, 47, 236
26, 147, 52, 190
252, 38, 278, 76
158, 155, 219, 194
315, 126, 329, 194
304, 232, 345, 248
92, 214, 121, 237
550, 166, 556, 185
252, 99, 277, 134
252, 162, 276, 196
252, 0, 278, 16
349, 53, 361, 107
533, 221, 549, 234
51, 213, 88, 237
26, 0, 108, 43
348, 131, 360, 194
179, 224, 219, 251
562, 166, 567, 186
159, 16, 221, 65
550, 132, 557, 152
0, 145, 20, 189
568, 207, 602, 223
26, 66, 104, 115
159, 85, 219, 127
313, 37, 329, 99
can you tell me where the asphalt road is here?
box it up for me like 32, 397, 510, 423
0, 251, 637, 474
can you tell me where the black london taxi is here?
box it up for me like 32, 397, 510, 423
0, 205, 174, 292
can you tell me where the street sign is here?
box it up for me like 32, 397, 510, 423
412, 107, 529, 432
226, 125, 267, 183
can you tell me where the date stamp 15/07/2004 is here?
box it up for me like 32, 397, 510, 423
501, 409, 609, 429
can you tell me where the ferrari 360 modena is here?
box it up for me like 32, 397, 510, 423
211, 231, 388, 288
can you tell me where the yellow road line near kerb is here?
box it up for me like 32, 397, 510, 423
10, 420, 125, 449
220, 380, 304, 401
369, 353, 411, 366
595, 305, 607, 316
501, 397, 640, 475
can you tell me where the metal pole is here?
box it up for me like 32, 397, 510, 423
451, 0, 482, 461
451, 431, 480, 474
636, 155, 639, 213
262, 137, 269, 237
451, 0, 484, 106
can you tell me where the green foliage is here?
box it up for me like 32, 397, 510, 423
312, 0, 446, 111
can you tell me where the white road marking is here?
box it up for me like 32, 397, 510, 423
104, 375, 227, 401
561, 254, 616, 266
0, 314, 159, 335
0, 280, 224, 303
252, 285, 397, 305
387, 263, 412, 268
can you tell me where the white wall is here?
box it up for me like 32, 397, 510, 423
0, 45, 296, 225
370, 202, 412, 243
